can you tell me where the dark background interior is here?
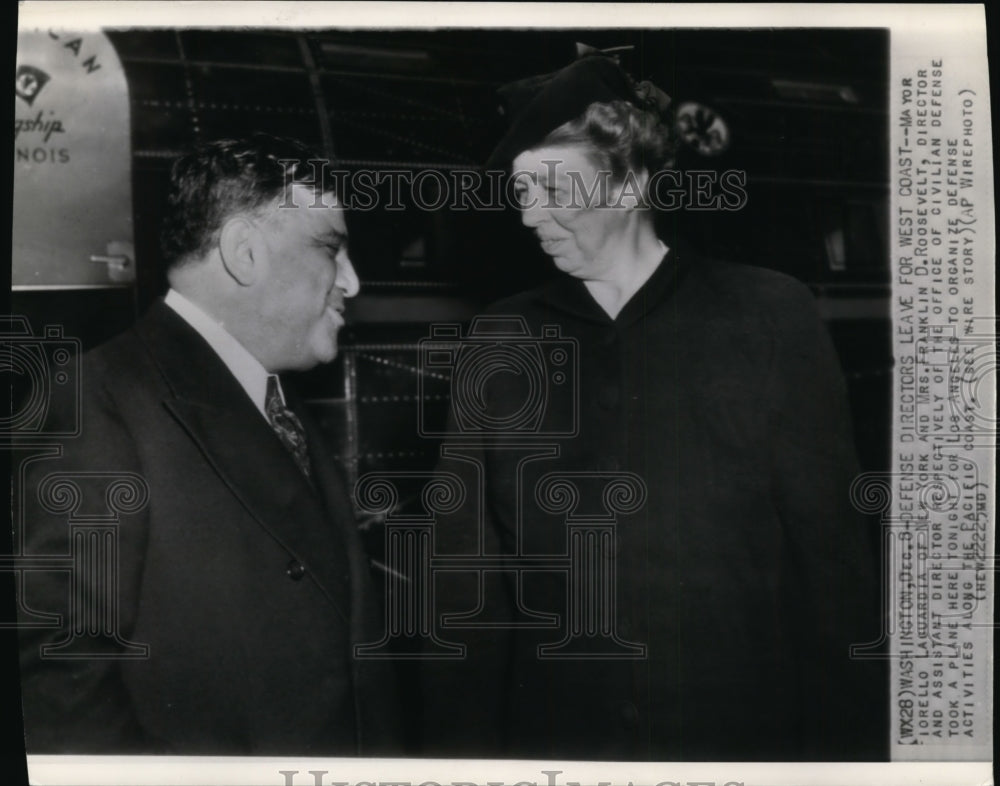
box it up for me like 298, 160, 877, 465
8, 25, 892, 762
12, 27, 891, 489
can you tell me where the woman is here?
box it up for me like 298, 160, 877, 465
423, 56, 884, 762
510, 104, 668, 321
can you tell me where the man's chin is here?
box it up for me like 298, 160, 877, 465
307, 348, 338, 368
315, 340, 341, 366
305, 327, 342, 366
283, 344, 338, 372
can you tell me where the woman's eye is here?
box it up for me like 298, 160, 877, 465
546, 186, 569, 204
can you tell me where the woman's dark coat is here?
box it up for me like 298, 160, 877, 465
422, 242, 885, 761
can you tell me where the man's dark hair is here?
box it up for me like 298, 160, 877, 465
161, 133, 327, 269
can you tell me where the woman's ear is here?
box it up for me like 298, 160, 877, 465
611, 169, 650, 209
218, 215, 261, 286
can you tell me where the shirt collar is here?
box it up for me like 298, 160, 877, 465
164, 288, 279, 419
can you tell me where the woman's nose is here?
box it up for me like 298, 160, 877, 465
520, 198, 545, 228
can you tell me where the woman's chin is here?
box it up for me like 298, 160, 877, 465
550, 254, 579, 273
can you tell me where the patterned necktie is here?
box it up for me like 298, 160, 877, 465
265, 375, 312, 479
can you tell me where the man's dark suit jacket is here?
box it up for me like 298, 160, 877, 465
18, 301, 400, 755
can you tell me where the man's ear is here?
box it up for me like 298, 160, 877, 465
218, 215, 261, 286
611, 169, 650, 209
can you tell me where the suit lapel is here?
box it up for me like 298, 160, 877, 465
294, 395, 401, 743
291, 390, 380, 647
136, 302, 352, 620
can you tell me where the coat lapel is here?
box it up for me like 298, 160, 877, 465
294, 395, 403, 748
293, 400, 376, 640
136, 302, 352, 620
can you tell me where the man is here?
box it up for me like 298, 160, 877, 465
18, 134, 400, 755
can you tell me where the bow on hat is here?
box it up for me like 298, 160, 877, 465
488, 52, 672, 170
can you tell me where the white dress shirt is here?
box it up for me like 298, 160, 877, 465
164, 289, 284, 420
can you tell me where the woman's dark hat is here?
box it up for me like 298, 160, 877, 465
487, 55, 669, 170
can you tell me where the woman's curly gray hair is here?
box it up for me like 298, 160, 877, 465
540, 99, 676, 186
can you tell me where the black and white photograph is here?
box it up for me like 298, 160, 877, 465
4, 4, 994, 786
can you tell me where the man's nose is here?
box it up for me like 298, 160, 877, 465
335, 249, 360, 298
